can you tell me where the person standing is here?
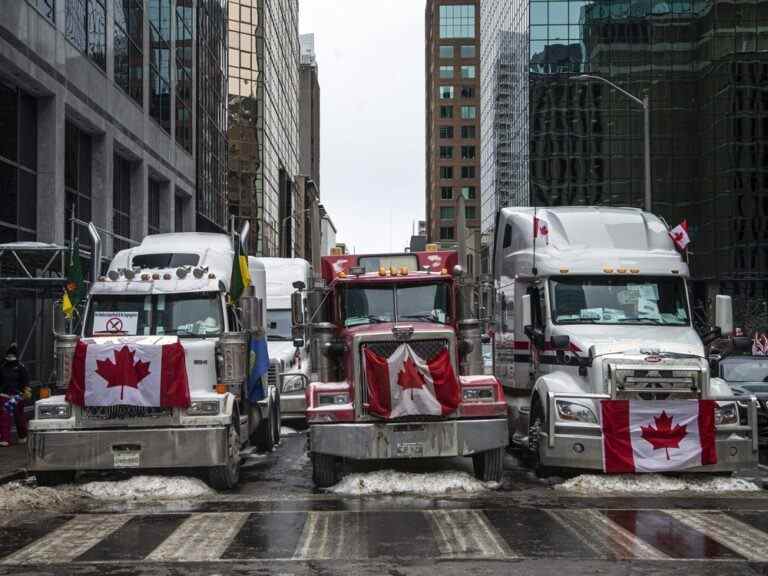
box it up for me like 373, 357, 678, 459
0, 344, 30, 447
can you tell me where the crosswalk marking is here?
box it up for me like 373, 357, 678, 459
2, 514, 132, 565
146, 512, 249, 562
548, 510, 669, 560
427, 510, 514, 558
665, 510, 768, 562
292, 511, 368, 559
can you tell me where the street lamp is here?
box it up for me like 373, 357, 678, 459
570, 74, 651, 213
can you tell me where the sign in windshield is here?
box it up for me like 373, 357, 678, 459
341, 283, 450, 327
92, 311, 139, 336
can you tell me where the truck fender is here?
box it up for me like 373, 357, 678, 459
221, 393, 237, 419
708, 376, 733, 398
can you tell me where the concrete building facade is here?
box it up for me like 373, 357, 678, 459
299, 33, 320, 188
425, 0, 482, 273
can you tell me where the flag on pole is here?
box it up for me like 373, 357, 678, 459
66, 337, 190, 408
601, 400, 717, 473
533, 216, 549, 243
229, 234, 251, 302
247, 335, 270, 401
62, 239, 86, 319
669, 220, 690, 252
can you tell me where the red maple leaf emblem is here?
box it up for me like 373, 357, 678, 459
95, 346, 151, 400
640, 411, 687, 460
398, 356, 425, 391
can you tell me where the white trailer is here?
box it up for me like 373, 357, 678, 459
492, 207, 757, 473
28, 228, 280, 489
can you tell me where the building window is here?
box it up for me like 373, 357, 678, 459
114, 0, 143, 106
440, 206, 455, 220
461, 186, 476, 199
439, 126, 454, 139
460, 45, 476, 58
461, 166, 476, 179
439, 5, 475, 39
439, 65, 454, 79
460, 85, 475, 98
461, 125, 476, 138
465, 206, 477, 219
148, 178, 161, 235
29, 0, 56, 22
440, 166, 453, 179
175, 0, 193, 152
439, 45, 454, 58
64, 121, 91, 246
0, 84, 37, 244
439, 146, 453, 159
440, 186, 452, 200
65, 0, 106, 70
460, 65, 476, 79
440, 226, 455, 240
149, 0, 171, 133
461, 145, 476, 160
174, 192, 187, 231
113, 154, 132, 252
439, 85, 454, 99
460, 105, 476, 120
439, 105, 453, 119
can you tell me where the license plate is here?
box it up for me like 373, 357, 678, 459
113, 450, 141, 468
396, 442, 424, 457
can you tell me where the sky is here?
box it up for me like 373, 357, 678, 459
299, 1, 425, 254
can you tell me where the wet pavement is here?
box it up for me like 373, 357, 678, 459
1, 431, 768, 575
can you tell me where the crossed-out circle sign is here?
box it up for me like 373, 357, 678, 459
106, 317, 124, 333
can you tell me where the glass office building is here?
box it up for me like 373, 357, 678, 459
481, 0, 768, 323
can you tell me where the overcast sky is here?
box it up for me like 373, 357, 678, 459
299, 1, 425, 253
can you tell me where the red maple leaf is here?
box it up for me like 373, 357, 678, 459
640, 411, 687, 460
95, 346, 151, 400
398, 356, 425, 391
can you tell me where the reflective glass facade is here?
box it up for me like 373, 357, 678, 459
481, 0, 768, 324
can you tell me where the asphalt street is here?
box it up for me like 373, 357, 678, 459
1, 430, 768, 576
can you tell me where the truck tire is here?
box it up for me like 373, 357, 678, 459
271, 387, 281, 447
254, 389, 276, 452
35, 471, 76, 487
311, 452, 338, 488
473, 447, 504, 482
208, 424, 241, 490
529, 414, 558, 479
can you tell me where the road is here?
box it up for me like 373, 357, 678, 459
1, 430, 768, 575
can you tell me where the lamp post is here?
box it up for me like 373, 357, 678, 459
571, 74, 651, 212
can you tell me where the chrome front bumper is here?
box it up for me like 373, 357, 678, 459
28, 426, 229, 471
310, 418, 508, 460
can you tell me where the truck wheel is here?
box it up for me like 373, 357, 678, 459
311, 452, 338, 488
35, 471, 76, 487
254, 390, 276, 452
529, 415, 557, 478
473, 448, 504, 482
208, 424, 241, 490
271, 387, 282, 447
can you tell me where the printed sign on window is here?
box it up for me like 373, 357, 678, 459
93, 311, 139, 336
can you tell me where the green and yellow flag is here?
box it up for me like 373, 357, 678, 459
63, 239, 86, 319
230, 235, 251, 302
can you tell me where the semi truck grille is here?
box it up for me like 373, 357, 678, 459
81, 406, 173, 422
611, 365, 702, 400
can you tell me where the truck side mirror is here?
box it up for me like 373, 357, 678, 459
293, 338, 305, 349
551, 334, 570, 351
522, 294, 532, 330
715, 295, 733, 337
291, 291, 304, 327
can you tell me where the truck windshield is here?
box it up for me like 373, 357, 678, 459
550, 276, 690, 326
342, 283, 451, 327
267, 309, 293, 340
85, 292, 224, 336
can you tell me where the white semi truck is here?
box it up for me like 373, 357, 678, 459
492, 207, 758, 474
255, 257, 313, 421
28, 227, 281, 489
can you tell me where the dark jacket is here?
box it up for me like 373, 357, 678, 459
0, 360, 29, 396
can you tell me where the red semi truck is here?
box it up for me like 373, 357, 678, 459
296, 248, 508, 487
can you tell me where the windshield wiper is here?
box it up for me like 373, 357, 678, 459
558, 318, 601, 324
399, 313, 439, 322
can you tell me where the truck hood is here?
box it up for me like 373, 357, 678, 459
551, 324, 705, 359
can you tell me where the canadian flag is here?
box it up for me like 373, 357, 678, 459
601, 400, 717, 473
533, 216, 549, 242
669, 220, 690, 251
363, 344, 461, 419
66, 337, 191, 408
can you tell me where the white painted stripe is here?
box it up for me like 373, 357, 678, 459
427, 510, 514, 558
146, 512, 249, 562
548, 510, 669, 560
2, 514, 132, 565
665, 510, 768, 561
293, 512, 364, 560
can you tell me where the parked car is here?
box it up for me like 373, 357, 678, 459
718, 355, 768, 452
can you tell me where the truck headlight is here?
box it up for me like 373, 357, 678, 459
282, 375, 306, 394
37, 404, 71, 419
317, 392, 349, 406
187, 400, 221, 415
715, 402, 738, 426
462, 387, 495, 402
556, 400, 597, 423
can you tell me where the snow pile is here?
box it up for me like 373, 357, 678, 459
79, 475, 212, 501
557, 474, 762, 494
330, 470, 495, 496
0, 480, 82, 512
